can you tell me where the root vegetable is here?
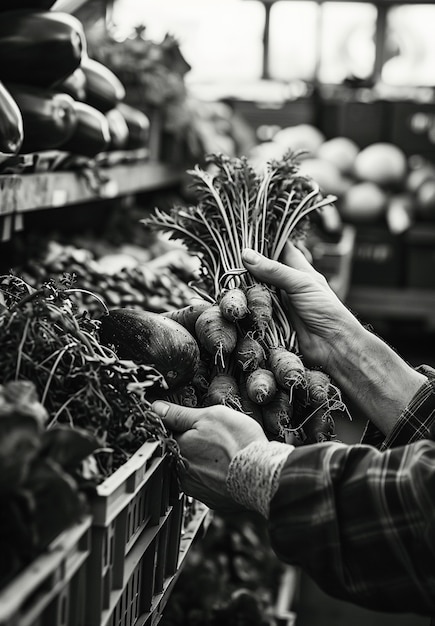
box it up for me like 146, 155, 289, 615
245, 284, 273, 338
235, 334, 265, 373
268, 347, 306, 393
239, 374, 263, 426
195, 305, 237, 366
162, 299, 212, 335
262, 390, 293, 439
305, 369, 332, 407
302, 405, 336, 443
203, 373, 242, 411
246, 368, 277, 405
99, 308, 200, 390
219, 288, 249, 322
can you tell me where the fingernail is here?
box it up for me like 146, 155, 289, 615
242, 248, 260, 265
152, 401, 169, 417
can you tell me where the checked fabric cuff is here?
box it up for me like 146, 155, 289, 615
226, 440, 294, 518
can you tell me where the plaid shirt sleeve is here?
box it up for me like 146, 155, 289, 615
267, 365, 435, 616
361, 365, 435, 450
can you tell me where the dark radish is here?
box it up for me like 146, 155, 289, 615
99, 308, 200, 390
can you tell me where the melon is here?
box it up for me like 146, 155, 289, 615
316, 136, 360, 175
340, 182, 387, 223
273, 124, 325, 156
353, 142, 407, 187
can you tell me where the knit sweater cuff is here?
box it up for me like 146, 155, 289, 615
226, 441, 294, 518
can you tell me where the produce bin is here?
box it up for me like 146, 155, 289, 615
405, 223, 435, 289
85, 440, 208, 626
0, 516, 92, 626
350, 224, 405, 288
310, 225, 356, 301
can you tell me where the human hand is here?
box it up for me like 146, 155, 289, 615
152, 401, 267, 512
241, 243, 361, 371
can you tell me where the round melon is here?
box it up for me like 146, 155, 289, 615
353, 142, 407, 187
273, 124, 325, 156
316, 136, 360, 175
340, 182, 387, 223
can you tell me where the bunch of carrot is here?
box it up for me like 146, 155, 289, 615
143, 151, 348, 444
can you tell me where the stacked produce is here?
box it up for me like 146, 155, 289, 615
0, 7, 150, 165
100, 152, 350, 445
16, 239, 199, 314
250, 123, 435, 231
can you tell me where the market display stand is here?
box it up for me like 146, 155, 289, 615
0, 154, 182, 242
347, 286, 435, 332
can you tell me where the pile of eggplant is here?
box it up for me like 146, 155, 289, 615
0, 2, 150, 165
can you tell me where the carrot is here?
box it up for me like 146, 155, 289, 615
195, 305, 237, 366
219, 287, 249, 322
305, 369, 332, 407
162, 299, 212, 335
239, 373, 264, 426
262, 390, 293, 439
235, 333, 265, 373
268, 347, 306, 393
301, 405, 336, 444
203, 373, 242, 411
245, 283, 272, 338
246, 367, 277, 405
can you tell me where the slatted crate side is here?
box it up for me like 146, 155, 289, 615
91, 441, 164, 526
96, 507, 177, 626
86, 442, 179, 626
0, 517, 92, 626
140, 502, 211, 626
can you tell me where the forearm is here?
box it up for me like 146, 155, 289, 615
327, 321, 427, 436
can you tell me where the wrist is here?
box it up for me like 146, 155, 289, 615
226, 440, 293, 517
326, 323, 427, 434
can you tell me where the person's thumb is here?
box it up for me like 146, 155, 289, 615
242, 248, 307, 293
152, 400, 200, 432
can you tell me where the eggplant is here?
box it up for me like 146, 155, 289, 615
81, 57, 125, 113
0, 11, 86, 88
62, 101, 110, 158
105, 108, 129, 151
6, 84, 77, 153
55, 67, 87, 101
0, 1, 56, 11
117, 102, 150, 149
0, 81, 24, 163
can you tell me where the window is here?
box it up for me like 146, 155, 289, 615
111, 0, 265, 84
269, 1, 319, 82
382, 4, 435, 86
317, 2, 377, 84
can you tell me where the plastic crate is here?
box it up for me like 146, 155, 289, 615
140, 501, 211, 626
85, 441, 211, 626
0, 516, 92, 626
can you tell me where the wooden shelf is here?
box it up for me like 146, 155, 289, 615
0, 160, 182, 216
346, 286, 435, 330
0, 158, 182, 242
